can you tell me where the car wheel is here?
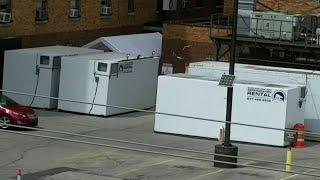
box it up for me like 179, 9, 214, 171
0, 116, 11, 129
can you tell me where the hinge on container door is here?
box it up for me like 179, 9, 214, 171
35, 65, 40, 75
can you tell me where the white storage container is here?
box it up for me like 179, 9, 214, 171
83, 33, 162, 57
58, 52, 159, 116
188, 61, 320, 140
155, 74, 305, 146
3, 46, 102, 109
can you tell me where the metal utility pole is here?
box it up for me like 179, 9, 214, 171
214, 0, 239, 168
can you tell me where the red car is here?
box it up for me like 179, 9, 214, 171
0, 95, 38, 129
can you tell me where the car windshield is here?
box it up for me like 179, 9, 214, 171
0, 95, 18, 106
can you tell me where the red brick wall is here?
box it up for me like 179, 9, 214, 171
0, 0, 158, 47
162, 23, 231, 73
223, 0, 234, 18
21, 25, 142, 48
161, 0, 220, 20
257, 0, 320, 14
224, 0, 320, 18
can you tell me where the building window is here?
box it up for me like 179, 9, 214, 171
181, 0, 191, 10
36, 0, 48, 21
128, 0, 135, 14
70, 0, 80, 18
0, 0, 10, 12
216, 0, 223, 14
101, 0, 112, 16
156, 0, 163, 12
196, 0, 204, 7
0, 0, 11, 23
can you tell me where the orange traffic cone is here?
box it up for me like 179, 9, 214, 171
292, 123, 305, 148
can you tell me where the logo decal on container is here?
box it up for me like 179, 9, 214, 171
272, 90, 286, 102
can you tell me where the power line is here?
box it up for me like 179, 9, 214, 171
1, 128, 320, 178
3, 123, 320, 172
1, 89, 320, 138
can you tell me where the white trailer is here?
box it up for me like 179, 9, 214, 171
58, 52, 159, 116
83, 33, 162, 57
188, 61, 320, 140
3, 46, 102, 109
155, 74, 305, 146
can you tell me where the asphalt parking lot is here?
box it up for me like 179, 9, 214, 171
0, 109, 319, 180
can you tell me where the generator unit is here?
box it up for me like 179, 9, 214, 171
250, 11, 300, 41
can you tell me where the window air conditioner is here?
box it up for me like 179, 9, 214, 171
36, 10, 47, 21
70, 8, 79, 18
163, 0, 177, 11
0, 12, 11, 23
101, 6, 111, 15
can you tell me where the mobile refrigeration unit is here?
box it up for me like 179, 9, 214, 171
188, 61, 320, 140
3, 46, 102, 109
154, 74, 305, 146
58, 52, 160, 116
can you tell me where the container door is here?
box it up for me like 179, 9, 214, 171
0, 37, 21, 89
50, 56, 62, 108
89, 61, 110, 115
32, 55, 54, 108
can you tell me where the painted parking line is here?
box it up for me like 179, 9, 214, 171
280, 169, 315, 180
242, 161, 255, 166
190, 169, 224, 180
116, 158, 179, 176
189, 161, 255, 180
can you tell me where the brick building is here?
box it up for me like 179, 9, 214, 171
0, 0, 227, 74
162, 23, 231, 73
0, 0, 161, 48
224, 0, 320, 17
160, 0, 230, 73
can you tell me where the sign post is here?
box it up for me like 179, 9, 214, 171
214, 0, 239, 168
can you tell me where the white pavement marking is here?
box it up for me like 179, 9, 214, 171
280, 169, 315, 180
190, 161, 255, 180
190, 169, 224, 180
116, 158, 179, 176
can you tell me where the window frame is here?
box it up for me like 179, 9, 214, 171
69, 0, 81, 19
181, 0, 191, 10
195, 0, 205, 8
97, 62, 108, 72
0, 0, 11, 13
101, 0, 112, 17
128, 0, 135, 14
156, 0, 163, 12
35, 0, 48, 22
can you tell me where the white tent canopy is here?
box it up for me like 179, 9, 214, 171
83, 33, 162, 57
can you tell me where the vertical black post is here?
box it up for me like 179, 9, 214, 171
224, 0, 239, 146
214, 0, 239, 168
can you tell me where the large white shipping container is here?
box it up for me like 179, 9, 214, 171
188, 61, 320, 139
3, 46, 102, 109
58, 52, 159, 116
155, 74, 305, 146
